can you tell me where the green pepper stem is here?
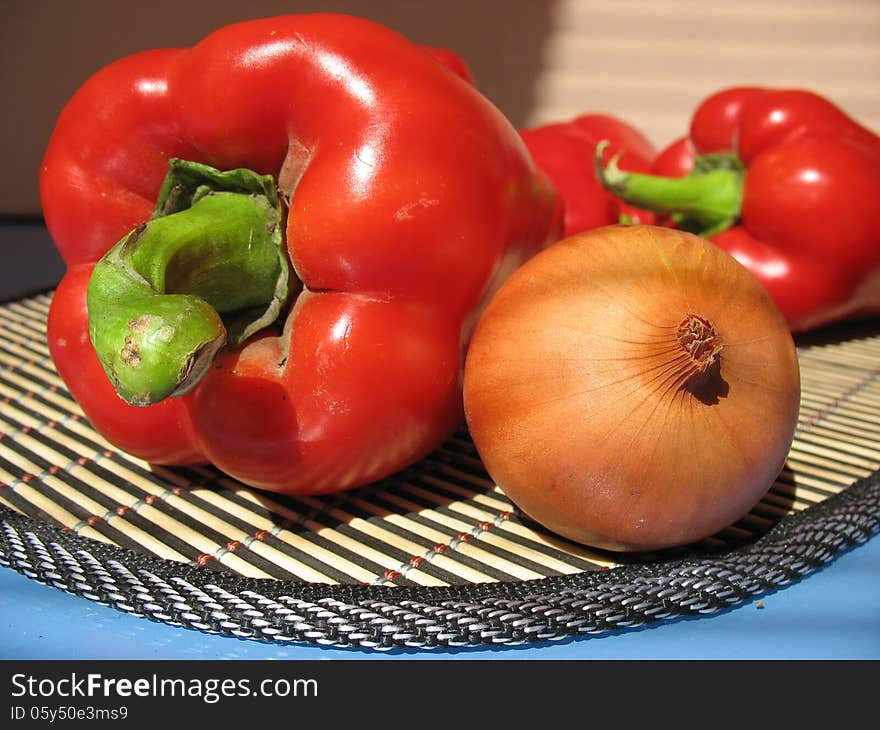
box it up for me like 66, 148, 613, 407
595, 141, 746, 236
87, 159, 293, 406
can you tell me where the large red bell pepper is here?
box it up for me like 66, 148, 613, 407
41, 14, 559, 495
596, 87, 880, 333
519, 114, 657, 237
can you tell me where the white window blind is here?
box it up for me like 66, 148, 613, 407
527, 0, 880, 150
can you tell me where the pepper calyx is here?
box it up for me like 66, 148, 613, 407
595, 140, 746, 237
87, 158, 295, 406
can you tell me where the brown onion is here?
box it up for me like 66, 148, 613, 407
463, 225, 800, 552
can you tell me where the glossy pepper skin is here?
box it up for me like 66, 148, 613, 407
624, 87, 880, 333
519, 114, 657, 238
41, 14, 560, 495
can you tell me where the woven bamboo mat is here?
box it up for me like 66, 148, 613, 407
1, 292, 879, 588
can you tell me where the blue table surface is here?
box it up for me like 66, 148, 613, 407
2, 534, 878, 660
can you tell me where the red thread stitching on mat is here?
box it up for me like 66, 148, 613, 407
798, 367, 880, 432
369, 509, 513, 586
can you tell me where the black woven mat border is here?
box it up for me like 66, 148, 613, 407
1, 464, 878, 651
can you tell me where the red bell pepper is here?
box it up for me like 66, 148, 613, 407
421, 46, 475, 85
519, 114, 657, 237
596, 86, 880, 333
41, 14, 560, 495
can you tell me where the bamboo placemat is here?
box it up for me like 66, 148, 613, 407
1, 292, 879, 648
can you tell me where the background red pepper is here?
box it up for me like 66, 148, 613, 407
42, 15, 560, 495
421, 46, 475, 85
519, 114, 657, 238
606, 87, 880, 333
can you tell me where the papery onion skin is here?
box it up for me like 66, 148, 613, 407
463, 224, 801, 552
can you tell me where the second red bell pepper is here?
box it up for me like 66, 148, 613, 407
41, 14, 560, 495
519, 114, 657, 238
597, 86, 880, 333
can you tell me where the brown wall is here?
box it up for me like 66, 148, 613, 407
2, 0, 556, 216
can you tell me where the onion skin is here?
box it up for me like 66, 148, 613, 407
463, 224, 801, 552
